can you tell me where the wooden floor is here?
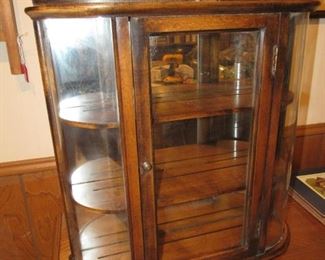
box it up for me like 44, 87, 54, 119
60, 197, 325, 259
276, 197, 325, 260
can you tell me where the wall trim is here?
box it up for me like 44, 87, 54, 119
0, 156, 56, 177
293, 123, 325, 173
296, 123, 325, 137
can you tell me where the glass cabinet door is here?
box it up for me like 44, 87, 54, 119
40, 18, 132, 260
131, 15, 279, 259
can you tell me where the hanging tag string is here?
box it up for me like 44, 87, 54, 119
17, 33, 29, 82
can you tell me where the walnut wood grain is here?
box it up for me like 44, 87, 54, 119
157, 192, 245, 225
131, 13, 280, 259
25, 2, 316, 259
26, 1, 319, 19
70, 158, 126, 212
59, 92, 119, 129
159, 207, 243, 244
115, 16, 145, 259
150, 140, 249, 256
154, 141, 248, 207
159, 226, 242, 260
152, 84, 253, 123
257, 13, 292, 252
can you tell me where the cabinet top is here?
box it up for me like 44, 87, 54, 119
26, 0, 319, 19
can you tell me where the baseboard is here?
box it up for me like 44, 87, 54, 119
0, 156, 56, 177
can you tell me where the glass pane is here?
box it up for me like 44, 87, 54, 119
45, 18, 131, 260
266, 13, 309, 250
149, 30, 260, 258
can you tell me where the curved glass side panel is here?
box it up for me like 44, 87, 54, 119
266, 13, 309, 249
44, 18, 131, 260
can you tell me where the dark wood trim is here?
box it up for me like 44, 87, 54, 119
26, 1, 319, 19
131, 16, 158, 260
261, 222, 290, 259
0, 156, 56, 177
295, 123, 325, 137
115, 17, 145, 260
292, 123, 325, 173
258, 13, 290, 252
311, 1, 325, 18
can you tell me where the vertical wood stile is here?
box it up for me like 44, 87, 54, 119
131, 17, 158, 260
115, 16, 145, 260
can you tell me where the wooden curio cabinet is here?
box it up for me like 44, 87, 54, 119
26, 1, 319, 259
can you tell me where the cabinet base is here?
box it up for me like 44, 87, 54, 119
260, 222, 290, 259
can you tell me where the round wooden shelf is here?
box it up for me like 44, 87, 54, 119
59, 92, 119, 129
80, 213, 131, 260
71, 158, 126, 212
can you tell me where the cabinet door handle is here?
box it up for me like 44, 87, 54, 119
142, 161, 153, 172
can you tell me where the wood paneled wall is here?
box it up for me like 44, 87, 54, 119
293, 123, 325, 174
0, 157, 63, 260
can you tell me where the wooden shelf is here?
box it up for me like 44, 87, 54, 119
154, 140, 248, 257
71, 158, 126, 212
158, 225, 243, 259
70, 140, 248, 211
158, 192, 245, 241
80, 214, 131, 260
59, 92, 119, 129
152, 83, 253, 123
154, 139, 248, 208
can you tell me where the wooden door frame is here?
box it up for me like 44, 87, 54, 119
130, 13, 280, 259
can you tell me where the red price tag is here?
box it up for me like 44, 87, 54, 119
17, 34, 29, 83
20, 63, 29, 82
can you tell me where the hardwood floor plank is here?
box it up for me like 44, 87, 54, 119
275, 198, 325, 259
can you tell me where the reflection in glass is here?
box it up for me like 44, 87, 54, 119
45, 18, 131, 259
149, 31, 260, 258
266, 13, 309, 250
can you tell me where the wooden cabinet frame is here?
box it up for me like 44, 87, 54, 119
25, 1, 317, 259
130, 13, 281, 259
